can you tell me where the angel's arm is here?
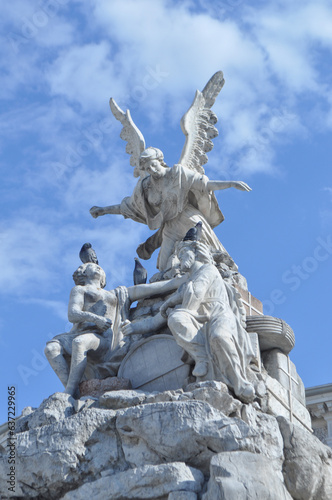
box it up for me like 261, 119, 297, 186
206, 180, 251, 192
90, 204, 122, 218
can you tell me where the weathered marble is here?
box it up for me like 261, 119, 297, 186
203, 451, 292, 500
123, 240, 257, 402
261, 373, 312, 431
278, 416, 332, 500
2, 385, 332, 499
118, 335, 191, 392
90, 72, 251, 272
246, 315, 295, 354
168, 492, 197, 500
79, 376, 132, 398
0, 406, 119, 498
61, 462, 204, 500
116, 399, 266, 474
44, 262, 185, 398
262, 348, 305, 404
21, 71, 331, 500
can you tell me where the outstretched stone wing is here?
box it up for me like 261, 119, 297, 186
109, 98, 146, 177
178, 71, 225, 173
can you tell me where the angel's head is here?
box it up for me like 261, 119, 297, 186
139, 147, 168, 179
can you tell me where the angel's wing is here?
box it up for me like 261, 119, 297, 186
178, 71, 225, 173
109, 98, 146, 177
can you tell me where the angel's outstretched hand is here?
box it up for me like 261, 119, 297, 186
90, 206, 103, 218
233, 181, 252, 192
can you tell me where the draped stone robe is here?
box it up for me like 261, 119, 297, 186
120, 164, 226, 270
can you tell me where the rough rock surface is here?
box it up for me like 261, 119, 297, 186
79, 376, 132, 398
203, 451, 293, 499
278, 416, 332, 500
1, 384, 332, 499
61, 462, 204, 500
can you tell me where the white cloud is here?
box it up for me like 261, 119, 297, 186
243, 3, 332, 93
22, 298, 68, 322
46, 42, 118, 111
0, 218, 62, 295
3, 0, 332, 301
47, 0, 328, 180
4, 0, 332, 188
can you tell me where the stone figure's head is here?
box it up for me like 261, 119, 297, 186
139, 147, 167, 179
177, 240, 213, 272
73, 263, 106, 288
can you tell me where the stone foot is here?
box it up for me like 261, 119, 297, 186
236, 384, 255, 403
192, 361, 208, 377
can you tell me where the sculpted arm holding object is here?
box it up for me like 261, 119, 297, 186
121, 277, 187, 337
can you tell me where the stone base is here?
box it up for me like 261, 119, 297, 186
262, 349, 305, 405
2, 385, 331, 499
261, 374, 312, 431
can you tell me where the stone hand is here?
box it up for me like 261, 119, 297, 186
121, 320, 135, 336
90, 206, 103, 218
160, 302, 171, 319
95, 317, 113, 331
232, 181, 252, 192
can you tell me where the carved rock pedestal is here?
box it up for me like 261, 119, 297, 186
1, 382, 332, 499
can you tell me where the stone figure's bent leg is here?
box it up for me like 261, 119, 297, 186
65, 334, 102, 398
168, 310, 208, 377
44, 341, 70, 388
209, 323, 254, 403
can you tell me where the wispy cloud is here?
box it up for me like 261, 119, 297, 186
2, 0, 332, 301
21, 298, 68, 321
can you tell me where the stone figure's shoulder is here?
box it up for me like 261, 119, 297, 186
69, 284, 85, 297
104, 288, 118, 301
173, 163, 188, 175
202, 263, 220, 277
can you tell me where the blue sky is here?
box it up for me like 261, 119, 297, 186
1, 0, 332, 423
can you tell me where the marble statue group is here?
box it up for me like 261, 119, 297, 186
45, 71, 257, 403
11, 70, 331, 500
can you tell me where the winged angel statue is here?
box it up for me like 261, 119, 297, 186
90, 72, 250, 271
